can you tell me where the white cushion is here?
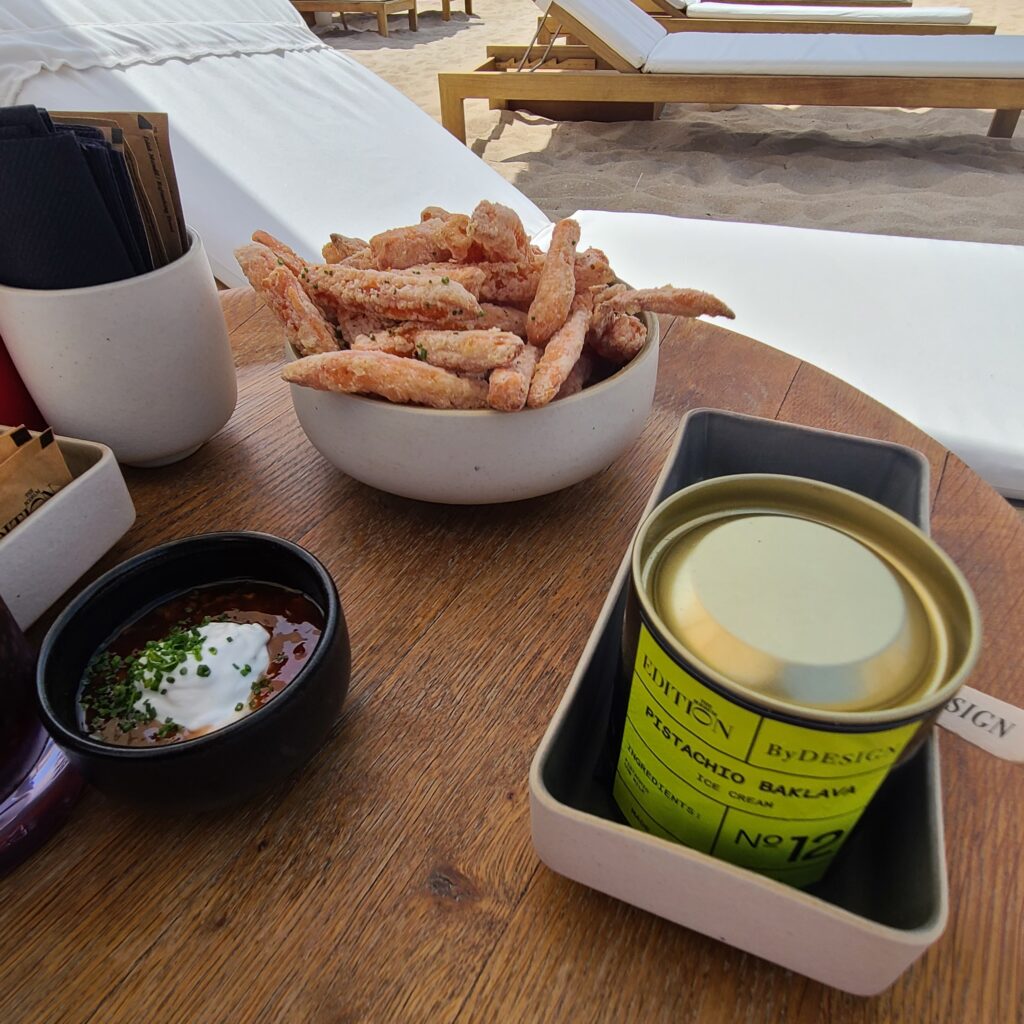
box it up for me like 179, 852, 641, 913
0, 0, 318, 105
538, 211, 1024, 499
686, 2, 973, 24
644, 31, 1024, 76
552, 0, 668, 69
735, 0, 919, 5
13, 47, 548, 288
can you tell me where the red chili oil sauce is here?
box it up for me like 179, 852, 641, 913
77, 581, 323, 747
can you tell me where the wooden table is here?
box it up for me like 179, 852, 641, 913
2, 291, 1021, 1023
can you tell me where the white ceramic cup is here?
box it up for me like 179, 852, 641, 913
0, 229, 237, 467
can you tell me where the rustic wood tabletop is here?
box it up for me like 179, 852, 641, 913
2, 290, 1020, 1023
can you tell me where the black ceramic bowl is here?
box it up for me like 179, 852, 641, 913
36, 532, 350, 810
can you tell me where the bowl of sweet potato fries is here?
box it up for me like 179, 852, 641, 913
236, 202, 733, 504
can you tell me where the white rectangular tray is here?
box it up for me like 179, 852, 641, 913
0, 430, 135, 629
529, 409, 947, 996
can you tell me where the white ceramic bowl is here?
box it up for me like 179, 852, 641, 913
287, 314, 659, 504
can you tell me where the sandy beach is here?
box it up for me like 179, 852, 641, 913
321, 0, 1023, 245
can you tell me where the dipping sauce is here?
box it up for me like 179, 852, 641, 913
78, 582, 323, 746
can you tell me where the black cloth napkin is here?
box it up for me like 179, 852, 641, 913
0, 105, 142, 289
54, 124, 152, 275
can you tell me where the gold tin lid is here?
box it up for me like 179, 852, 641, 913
634, 475, 981, 724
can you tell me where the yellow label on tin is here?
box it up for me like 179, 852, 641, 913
614, 626, 921, 887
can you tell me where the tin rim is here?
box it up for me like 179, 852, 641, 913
631, 474, 982, 727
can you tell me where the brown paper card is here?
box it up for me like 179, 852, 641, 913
129, 114, 183, 262
0, 429, 73, 538
139, 113, 188, 249
0, 425, 31, 464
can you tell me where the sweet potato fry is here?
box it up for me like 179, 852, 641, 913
475, 261, 541, 309
597, 286, 735, 321
352, 329, 521, 374
339, 249, 376, 270
590, 282, 628, 337
411, 330, 522, 374
369, 216, 472, 269
261, 267, 339, 357
283, 350, 488, 410
323, 233, 369, 264
468, 201, 531, 265
251, 230, 307, 277
590, 313, 648, 364
351, 331, 414, 356
235, 243, 280, 292
303, 266, 483, 327
337, 312, 395, 347
574, 247, 615, 290
421, 206, 453, 222
555, 350, 594, 399
527, 218, 580, 346
487, 344, 541, 412
400, 264, 486, 297
238, 243, 344, 326
527, 292, 593, 408
476, 303, 528, 337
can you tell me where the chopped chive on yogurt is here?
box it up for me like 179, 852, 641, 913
130, 622, 270, 733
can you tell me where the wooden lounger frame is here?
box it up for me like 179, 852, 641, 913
438, 4, 1021, 143
440, 0, 473, 19
292, 0, 417, 37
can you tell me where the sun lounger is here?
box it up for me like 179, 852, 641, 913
676, 0, 914, 6
538, 5, 994, 46
3, 0, 1021, 497
538, 210, 1024, 498
632, 1, 991, 35
640, 0, 915, 9
539, 1, 996, 39
439, 0, 1023, 142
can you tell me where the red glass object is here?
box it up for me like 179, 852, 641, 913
0, 335, 46, 431
0, 597, 82, 875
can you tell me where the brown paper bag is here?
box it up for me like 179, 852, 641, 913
0, 429, 73, 538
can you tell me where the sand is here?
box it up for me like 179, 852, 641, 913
320, 0, 1023, 245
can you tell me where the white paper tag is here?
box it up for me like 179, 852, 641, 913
938, 685, 1024, 763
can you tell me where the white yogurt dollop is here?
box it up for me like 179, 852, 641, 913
133, 621, 270, 733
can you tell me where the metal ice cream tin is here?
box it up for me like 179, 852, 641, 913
615, 474, 980, 887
